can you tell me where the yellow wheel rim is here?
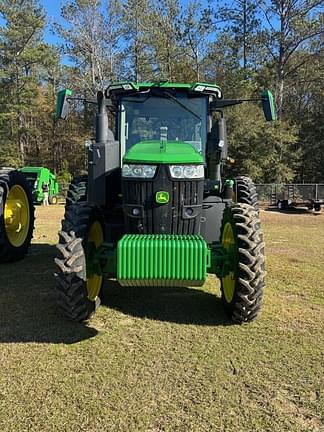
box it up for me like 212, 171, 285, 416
87, 221, 104, 301
221, 222, 236, 303
4, 185, 30, 247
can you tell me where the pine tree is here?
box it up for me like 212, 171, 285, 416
0, 0, 56, 165
149, 0, 182, 81
55, 0, 123, 93
258, 0, 323, 117
178, 0, 212, 81
121, 0, 154, 81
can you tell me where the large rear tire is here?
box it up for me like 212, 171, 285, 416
234, 176, 259, 211
0, 168, 35, 263
54, 203, 105, 321
220, 203, 265, 323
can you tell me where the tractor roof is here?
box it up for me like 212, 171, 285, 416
20, 166, 48, 173
20, 167, 57, 177
105, 81, 222, 99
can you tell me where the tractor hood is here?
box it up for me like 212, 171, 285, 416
123, 141, 204, 165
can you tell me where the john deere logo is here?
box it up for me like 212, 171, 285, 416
156, 191, 169, 204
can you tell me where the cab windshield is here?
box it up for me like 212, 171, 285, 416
119, 92, 207, 156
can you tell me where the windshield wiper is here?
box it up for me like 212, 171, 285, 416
161, 90, 201, 120
122, 90, 201, 120
121, 89, 152, 104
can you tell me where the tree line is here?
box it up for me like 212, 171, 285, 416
0, 0, 323, 184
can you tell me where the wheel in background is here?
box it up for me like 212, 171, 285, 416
277, 200, 288, 211
0, 168, 35, 263
49, 195, 58, 205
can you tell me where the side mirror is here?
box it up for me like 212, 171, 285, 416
55, 89, 72, 119
261, 90, 277, 121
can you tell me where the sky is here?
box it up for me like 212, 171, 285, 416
42, 1, 64, 46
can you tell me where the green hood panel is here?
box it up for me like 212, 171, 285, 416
123, 141, 204, 164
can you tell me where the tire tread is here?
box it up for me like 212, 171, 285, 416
221, 203, 265, 323
54, 203, 100, 322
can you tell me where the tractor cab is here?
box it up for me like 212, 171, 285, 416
106, 82, 221, 163
112, 83, 214, 160
103, 82, 224, 237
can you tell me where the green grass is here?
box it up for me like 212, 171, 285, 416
0, 206, 323, 431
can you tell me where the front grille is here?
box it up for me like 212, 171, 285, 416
122, 165, 204, 235
123, 179, 155, 233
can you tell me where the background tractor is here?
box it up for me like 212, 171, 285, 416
0, 168, 35, 263
19, 166, 60, 205
55, 82, 276, 323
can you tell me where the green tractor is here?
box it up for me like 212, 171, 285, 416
19, 166, 60, 205
55, 82, 276, 323
0, 168, 35, 263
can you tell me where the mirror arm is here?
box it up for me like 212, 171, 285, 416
210, 98, 265, 110
210, 99, 242, 110
210, 91, 277, 121
66, 97, 96, 105
66, 97, 114, 108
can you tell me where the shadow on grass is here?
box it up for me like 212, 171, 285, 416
0, 243, 230, 342
0, 243, 97, 344
102, 280, 230, 326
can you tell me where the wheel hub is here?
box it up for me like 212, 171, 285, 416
4, 185, 30, 247
5, 199, 24, 230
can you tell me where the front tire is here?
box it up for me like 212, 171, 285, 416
0, 168, 35, 263
220, 203, 265, 323
54, 203, 105, 321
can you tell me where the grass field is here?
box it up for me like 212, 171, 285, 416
0, 205, 323, 432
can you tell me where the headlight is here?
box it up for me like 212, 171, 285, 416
169, 165, 204, 179
122, 164, 157, 178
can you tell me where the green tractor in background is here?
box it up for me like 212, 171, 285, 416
0, 165, 58, 263
55, 82, 276, 323
0, 168, 35, 263
19, 166, 60, 205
